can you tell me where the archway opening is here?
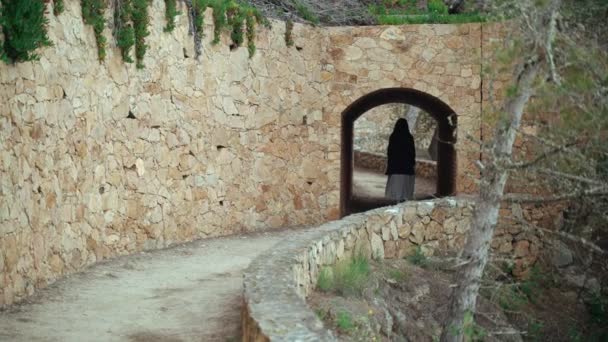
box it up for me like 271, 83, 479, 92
341, 88, 458, 216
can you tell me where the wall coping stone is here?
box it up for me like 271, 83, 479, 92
242, 197, 473, 341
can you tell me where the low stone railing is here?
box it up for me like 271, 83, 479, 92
242, 198, 473, 341
354, 150, 437, 179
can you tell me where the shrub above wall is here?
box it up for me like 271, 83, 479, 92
0, 0, 271, 66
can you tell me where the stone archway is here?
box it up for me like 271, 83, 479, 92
340, 88, 458, 216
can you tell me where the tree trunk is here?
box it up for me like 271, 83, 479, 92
440, 60, 540, 342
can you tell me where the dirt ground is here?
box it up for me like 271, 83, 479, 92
309, 259, 519, 342
351, 167, 436, 213
352, 167, 436, 199
0, 230, 290, 342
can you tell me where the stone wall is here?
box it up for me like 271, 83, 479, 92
0, 1, 333, 306
242, 199, 474, 341
241, 198, 552, 340
0, 2, 502, 306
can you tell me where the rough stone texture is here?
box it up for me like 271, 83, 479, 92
242, 198, 474, 341
0, 1, 504, 306
242, 196, 552, 341
323, 24, 487, 194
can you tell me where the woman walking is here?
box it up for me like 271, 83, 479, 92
385, 118, 416, 202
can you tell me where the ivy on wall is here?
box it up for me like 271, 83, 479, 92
54, 0, 65, 16
285, 19, 294, 47
1, 0, 269, 65
81, 0, 107, 61
163, 0, 178, 32
132, 0, 150, 68
0, 0, 52, 63
185, 0, 269, 58
114, 0, 135, 63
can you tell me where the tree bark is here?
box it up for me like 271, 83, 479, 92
440, 59, 540, 342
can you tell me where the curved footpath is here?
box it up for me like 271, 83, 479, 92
0, 230, 291, 342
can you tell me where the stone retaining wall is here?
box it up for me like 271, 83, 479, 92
0, 0, 503, 305
354, 150, 437, 179
242, 197, 550, 340
242, 198, 474, 341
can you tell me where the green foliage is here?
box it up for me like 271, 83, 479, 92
210, 0, 228, 44
375, 12, 485, 25
317, 267, 334, 291
528, 320, 544, 342
227, 5, 245, 48
336, 311, 354, 331
587, 292, 607, 324
388, 268, 407, 282
192, 0, 207, 54
407, 246, 428, 267
114, 0, 135, 63
131, 0, 150, 69
462, 311, 486, 341
190, 0, 265, 58
0, 0, 52, 63
245, 9, 256, 57
314, 307, 328, 321
0, 0, 50, 63
285, 20, 294, 47
427, 0, 448, 14
316, 254, 371, 297
370, 0, 484, 25
81, 0, 107, 61
294, 0, 319, 24
163, 0, 178, 32
54, 0, 65, 16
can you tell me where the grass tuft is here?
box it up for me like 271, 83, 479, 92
336, 311, 354, 331
407, 246, 428, 267
316, 253, 370, 297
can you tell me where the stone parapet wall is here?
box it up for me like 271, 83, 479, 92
354, 150, 437, 180
242, 198, 474, 341
242, 198, 549, 340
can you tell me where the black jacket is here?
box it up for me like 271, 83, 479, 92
385, 133, 416, 175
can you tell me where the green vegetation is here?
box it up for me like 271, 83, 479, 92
336, 311, 354, 331
54, 0, 65, 16
189, 0, 268, 58
0, 0, 52, 63
114, 0, 135, 63
316, 254, 371, 297
407, 246, 428, 267
388, 268, 407, 282
132, 0, 150, 68
528, 320, 545, 342
163, 0, 179, 32
462, 311, 486, 341
294, 0, 319, 24
370, 0, 485, 25
587, 292, 607, 324
210, 0, 228, 44
285, 20, 294, 47
81, 0, 107, 61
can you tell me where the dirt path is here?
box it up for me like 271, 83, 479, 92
0, 231, 290, 342
353, 167, 436, 199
